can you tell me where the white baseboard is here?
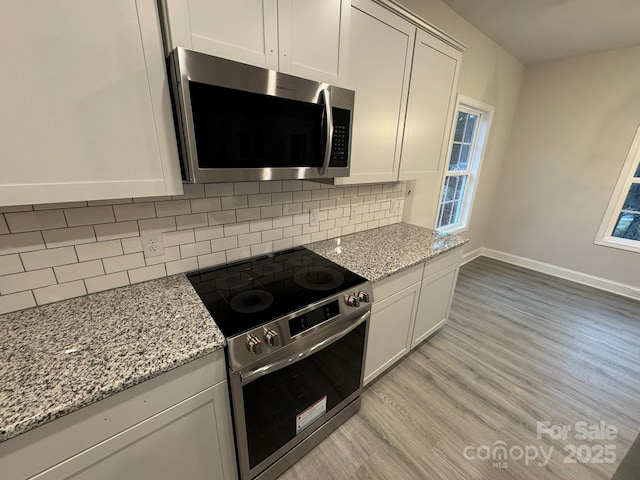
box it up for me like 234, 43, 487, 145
481, 248, 640, 301
460, 247, 483, 265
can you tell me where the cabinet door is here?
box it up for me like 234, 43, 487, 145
277, 0, 350, 85
364, 282, 420, 385
163, 0, 279, 70
33, 382, 237, 480
337, 0, 414, 184
0, 0, 182, 206
412, 265, 458, 348
399, 30, 460, 181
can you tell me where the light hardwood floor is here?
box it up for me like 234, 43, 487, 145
278, 257, 640, 479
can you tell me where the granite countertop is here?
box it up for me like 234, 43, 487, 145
305, 222, 468, 282
0, 274, 224, 443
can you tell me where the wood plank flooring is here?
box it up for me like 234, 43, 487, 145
277, 257, 640, 479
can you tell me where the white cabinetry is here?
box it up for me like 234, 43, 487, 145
411, 249, 462, 347
160, 0, 350, 85
0, 351, 237, 480
0, 0, 183, 207
337, 0, 463, 185
364, 264, 423, 385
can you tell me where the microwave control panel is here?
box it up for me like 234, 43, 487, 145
329, 108, 351, 168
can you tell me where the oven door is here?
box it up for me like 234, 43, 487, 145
229, 309, 369, 480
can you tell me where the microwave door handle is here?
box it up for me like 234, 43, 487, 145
239, 309, 370, 385
320, 88, 334, 176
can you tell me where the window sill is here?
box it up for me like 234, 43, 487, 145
436, 225, 468, 236
594, 237, 640, 254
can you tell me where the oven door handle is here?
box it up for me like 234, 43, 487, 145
320, 88, 334, 177
240, 309, 370, 385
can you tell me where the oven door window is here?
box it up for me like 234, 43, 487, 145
242, 322, 366, 469
189, 82, 325, 169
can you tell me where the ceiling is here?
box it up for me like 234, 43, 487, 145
437, 0, 640, 65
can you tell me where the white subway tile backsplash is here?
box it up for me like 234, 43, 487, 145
128, 264, 166, 284
43, 226, 96, 247
190, 198, 221, 214
236, 208, 261, 222
0, 291, 36, 314
55, 260, 104, 283
113, 203, 156, 222
205, 183, 234, 197
64, 206, 114, 227
0, 269, 56, 295
194, 225, 224, 242
208, 210, 237, 225
234, 182, 260, 195
163, 230, 195, 247
34, 281, 86, 305
155, 200, 191, 217
85, 272, 129, 294
138, 217, 176, 233
180, 241, 211, 259
145, 246, 181, 266
224, 222, 250, 237
197, 251, 226, 269
166, 257, 198, 275
226, 246, 251, 262
176, 213, 208, 230
76, 240, 123, 262
94, 222, 138, 242
0, 255, 24, 275
0, 232, 44, 255
248, 194, 271, 207
103, 253, 145, 274
261, 205, 282, 218
21, 247, 77, 271
0, 181, 405, 315
6, 210, 66, 233
121, 236, 143, 254
211, 236, 238, 253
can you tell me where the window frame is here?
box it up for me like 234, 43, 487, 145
595, 124, 640, 253
435, 94, 494, 234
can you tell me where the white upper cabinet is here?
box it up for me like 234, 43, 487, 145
339, 0, 415, 184
0, 0, 183, 207
399, 30, 461, 180
338, 0, 464, 185
160, 0, 350, 84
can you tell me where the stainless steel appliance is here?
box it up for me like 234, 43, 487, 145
168, 48, 355, 183
187, 248, 372, 480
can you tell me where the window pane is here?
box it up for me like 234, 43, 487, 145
455, 175, 468, 200
454, 144, 471, 171
612, 212, 640, 240
622, 183, 640, 212
463, 115, 477, 142
442, 176, 456, 201
635, 162, 640, 178
450, 199, 462, 225
454, 113, 467, 142
439, 202, 453, 228
448, 143, 462, 171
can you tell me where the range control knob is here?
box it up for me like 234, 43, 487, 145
246, 334, 262, 355
344, 294, 360, 308
263, 328, 280, 347
357, 291, 370, 303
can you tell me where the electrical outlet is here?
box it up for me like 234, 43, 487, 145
141, 231, 165, 258
309, 208, 319, 227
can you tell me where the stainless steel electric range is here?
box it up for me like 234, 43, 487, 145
187, 247, 373, 480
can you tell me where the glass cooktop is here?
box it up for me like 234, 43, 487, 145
187, 247, 367, 338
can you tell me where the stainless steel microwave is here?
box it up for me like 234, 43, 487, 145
168, 48, 355, 183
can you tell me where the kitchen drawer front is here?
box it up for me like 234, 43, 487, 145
423, 248, 463, 279
373, 263, 424, 302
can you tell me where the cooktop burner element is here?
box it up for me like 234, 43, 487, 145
294, 267, 344, 291
230, 290, 274, 314
187, 247, 368, 338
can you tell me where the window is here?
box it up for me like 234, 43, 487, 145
436, 95, 493, 233
595, 125, 640, 252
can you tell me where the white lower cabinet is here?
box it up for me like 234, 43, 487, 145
0, 351, 237, 480
364, 248, 463, 385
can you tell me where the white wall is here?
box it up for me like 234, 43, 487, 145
399, 0, 525, 255
485, 45, 640, 288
